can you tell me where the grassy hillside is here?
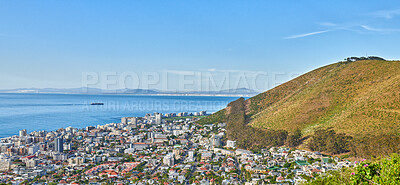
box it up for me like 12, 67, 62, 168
199, 59, 400, 157
248, 60, 400, 137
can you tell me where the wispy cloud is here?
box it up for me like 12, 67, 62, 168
361, 25, 400, 32
285, 20, 400, 40
317, 22, 337, 27
284, 30, 330, 39
361, 25, 382, 32
371, 9, 400, 19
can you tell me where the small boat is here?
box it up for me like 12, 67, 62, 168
90, 102, 104, 105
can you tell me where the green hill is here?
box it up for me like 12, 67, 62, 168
199, 59, 400, 157
249, 59, 400, 137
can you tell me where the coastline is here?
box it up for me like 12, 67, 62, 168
0, 94, 238, 138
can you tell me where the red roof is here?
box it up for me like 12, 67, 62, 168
22, 155, 36, 159
312, 168, 322, 173
134, 142, 148, 145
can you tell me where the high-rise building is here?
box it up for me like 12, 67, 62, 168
122, 117, 137, 128
177, 112, 188, 117
28, 145, 39, 155
163, 153, 174, 166
86, 126, 95, 131
173, 149, 181, 160
121, 117, 128, 124
129, 117, 137, 128
188, 150, 194, 159
0, 160, 11, 171
56, 138, 63, 152
211, 134, 222, 147
226, 140, 236, 149
155, 113, 162, 124
19, 129, 27, 137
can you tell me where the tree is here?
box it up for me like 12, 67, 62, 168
286, 129, 302, 147
308, 127, 351, 154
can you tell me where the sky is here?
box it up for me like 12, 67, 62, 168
1, 0, 400, 92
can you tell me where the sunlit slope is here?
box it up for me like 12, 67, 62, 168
248, 60, 400, 136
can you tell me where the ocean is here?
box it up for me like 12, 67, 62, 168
0, 93, 238, 138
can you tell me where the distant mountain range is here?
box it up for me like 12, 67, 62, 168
0, 87, 259, 96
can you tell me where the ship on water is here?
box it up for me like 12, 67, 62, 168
90, 102, 104, 105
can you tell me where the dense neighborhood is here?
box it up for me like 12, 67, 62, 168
0, 112, 354, 185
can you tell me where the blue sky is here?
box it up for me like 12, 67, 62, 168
1, 1, 400, 91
